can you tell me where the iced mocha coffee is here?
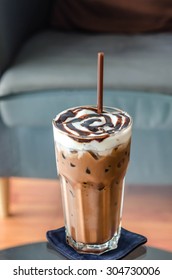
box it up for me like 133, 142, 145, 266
53, 106, 132, 254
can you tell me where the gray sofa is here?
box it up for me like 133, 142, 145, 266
0, 0, 172, 216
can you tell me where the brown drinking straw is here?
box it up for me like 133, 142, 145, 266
97, 52, 104, 114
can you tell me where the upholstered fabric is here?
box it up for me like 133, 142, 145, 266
0, 0, 51, 75
51, 0, 172, 33
0, 1, 172, 187
0, 31, 172, 99
1, 121, 172, 184
0, 90, 172, 129
0, 90, 172, 184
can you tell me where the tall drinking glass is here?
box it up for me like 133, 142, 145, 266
53, 106, 132, 254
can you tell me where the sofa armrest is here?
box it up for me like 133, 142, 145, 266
0, 0, 52, 75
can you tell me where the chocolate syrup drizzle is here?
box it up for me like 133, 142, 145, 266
54, 107, 131, 143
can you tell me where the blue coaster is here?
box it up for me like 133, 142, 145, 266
46, 227, 147, 260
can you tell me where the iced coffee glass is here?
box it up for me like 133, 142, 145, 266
53, 106, 132, 254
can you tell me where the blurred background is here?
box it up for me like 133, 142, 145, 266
0, 0, 172, 253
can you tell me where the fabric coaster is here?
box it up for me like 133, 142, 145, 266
46, 227, 147, 260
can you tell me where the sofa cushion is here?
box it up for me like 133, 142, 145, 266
0, 91, 172, 184
0, 89, 172, 131
0, 30, 172, 98
51, 0, 172, 33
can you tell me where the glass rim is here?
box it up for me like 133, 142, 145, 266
52, 105, 133, 141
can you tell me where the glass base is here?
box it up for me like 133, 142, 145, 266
66, 228, 121, 255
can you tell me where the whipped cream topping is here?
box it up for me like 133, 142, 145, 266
53, 106, 132, 152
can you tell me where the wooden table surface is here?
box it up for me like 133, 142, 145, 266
0, 178, 171, 252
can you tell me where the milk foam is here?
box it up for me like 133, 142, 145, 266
53, 106, 132, 153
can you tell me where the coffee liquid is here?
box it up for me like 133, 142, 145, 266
53, 106, 132, 254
